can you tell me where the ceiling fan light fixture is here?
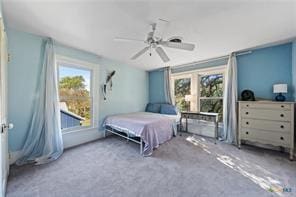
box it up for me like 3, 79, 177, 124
168, 36, 183, 43
115, 22, 195, 63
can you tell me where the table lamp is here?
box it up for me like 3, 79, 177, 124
273, 84, 287, 101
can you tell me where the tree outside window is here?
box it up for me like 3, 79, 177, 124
199, 74, 223, 121
59, 66, 92, 130
174, 78, 191, 112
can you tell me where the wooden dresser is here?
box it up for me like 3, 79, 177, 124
238, 101, 294, 160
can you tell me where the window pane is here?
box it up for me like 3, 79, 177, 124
200, 99, 223, 121
59, 66, 92, 130
60, 98, 91, 129
200, 74, 223, 97
59, 66, 91, 97
174, 78, 191, 111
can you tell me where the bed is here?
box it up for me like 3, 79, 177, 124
103, 112, 179, 156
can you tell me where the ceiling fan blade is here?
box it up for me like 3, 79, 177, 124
160, 41, 195, 51
155, 47, 170, 62
114, 37, 145, 42
156, 18, 170, 39
131, 46, 150, 60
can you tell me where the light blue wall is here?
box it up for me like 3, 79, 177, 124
149, 43, 293, 103
237, 43, 292, 101
149, 70, 165, 103
7, 28, 148, 151
7, 29, 44, 152
98, 58, 149, 129
292, 40, 296, 101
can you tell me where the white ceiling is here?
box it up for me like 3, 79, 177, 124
3, 0, 296, 70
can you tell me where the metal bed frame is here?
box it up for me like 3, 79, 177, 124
104, 126, 144, 155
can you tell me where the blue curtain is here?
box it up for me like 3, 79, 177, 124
16, 38, 63, 165
222, 53, 238, 144
163, 67, 172, 104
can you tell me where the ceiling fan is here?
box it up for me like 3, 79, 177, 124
114, 22, 195, 63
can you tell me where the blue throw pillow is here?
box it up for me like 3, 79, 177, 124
160, 104, 178, 115
145, 103, 161, 113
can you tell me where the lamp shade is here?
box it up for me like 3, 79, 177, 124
184, 95, 192, 102
273, 84, 287, 93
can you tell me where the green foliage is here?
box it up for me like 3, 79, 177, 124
174, 78, 191, 111
174, 74, 224, 121
200, 74, 223, 121
200, 99, 223, 121
59, 76, 91, 125
200, 74, 223, 97
59, 76, 86, 90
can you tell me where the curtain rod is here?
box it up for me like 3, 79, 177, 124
172, 51, 252, 69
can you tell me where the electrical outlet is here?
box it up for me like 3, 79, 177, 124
8, 53, 11, 62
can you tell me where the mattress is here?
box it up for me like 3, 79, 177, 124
103, 112, 178, 156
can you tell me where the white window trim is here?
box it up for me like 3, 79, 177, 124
55, 55, 100, 134
170, 73, 193, 109
199, 72, 224, 115
171, 65, 226, 112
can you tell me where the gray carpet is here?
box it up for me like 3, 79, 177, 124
6, 134, 296, 197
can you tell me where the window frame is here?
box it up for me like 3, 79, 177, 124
56, 55, 99, 133
198, 70, 225, 114
198, 69, 225, 120
171, 73, 193, 111
171, 65, 226, 113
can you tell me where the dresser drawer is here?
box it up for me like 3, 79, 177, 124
240, 102, 291, 110
241, 108, 291, 121
240, 128, 291, 147
241, 118, 291, 132
238, 101, 294, 160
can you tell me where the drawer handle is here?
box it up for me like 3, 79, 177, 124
246, 131, 249, 135
281, 105, 284, 108
246, 104, 249, 107
246, 122, 249, 125
245, 112, 249, 115
280, 114, 284, 117
280, 136, 284, 140
280, 125, 284, 129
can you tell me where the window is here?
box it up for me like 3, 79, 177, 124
57, 58, 97, 131
199, 73, 224, 121
173, 77, 191, 111
171, 66, 225, 121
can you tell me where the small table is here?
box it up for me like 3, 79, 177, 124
179, 111, 219, 144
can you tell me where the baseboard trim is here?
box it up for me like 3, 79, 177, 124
9, 150, 22, 165
9, 129, 105, 165
62, 128, 104, 149
1, 179, 6, 197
